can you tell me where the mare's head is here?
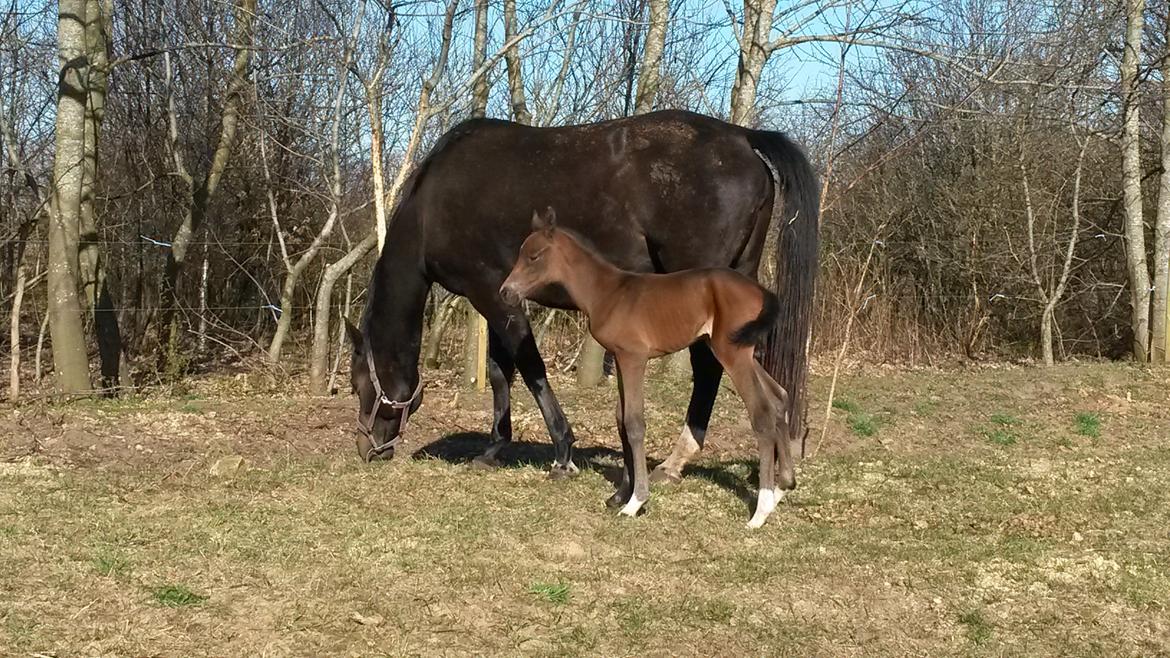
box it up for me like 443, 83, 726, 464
499, 207, 569, 305
345, 319, 424, 462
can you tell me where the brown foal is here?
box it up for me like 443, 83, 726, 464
500, 209, 795, 528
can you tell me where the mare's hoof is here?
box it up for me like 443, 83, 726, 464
605, 491, 629, 509
649, 466, 682, 485
470, 455, 502, 470
547, 462, 580, 480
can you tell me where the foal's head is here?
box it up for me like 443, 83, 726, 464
499, 207, 569, 306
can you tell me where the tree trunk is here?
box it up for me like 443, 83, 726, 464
9, 260, 25, 399
424, 294, 459, 368
160, 0, 257, 372
1153, 10, 1170, 362
310, 235, 376, 394
729, 0, 778, 126
577, 331, 605, 386
1121, 0, 1150, 362
633, 0, 668, 114
49, 0, 94, 393
1040, 305, 1055, 366
503, 0, 531, 123
471, 0, 490, 118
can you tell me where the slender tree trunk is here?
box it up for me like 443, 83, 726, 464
1121, 0, 1150, 362
471, 0, 490, 118
729, 0, 778, 126
310, 235, 376, 393
197, 245, 209, 352
367, 85, 389, 252
35, 310, 50, 384
503, 0, 532, 124
1153, 11, 1170, 362
465, 0, 490, 386
633, 0, 668, 113
9, 261, 26, 398
49, 0, 94, 392
424, 294, 460, 368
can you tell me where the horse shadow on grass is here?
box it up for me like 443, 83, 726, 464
414, 431, 761, 513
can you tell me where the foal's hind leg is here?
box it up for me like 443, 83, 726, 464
753, 363, 795, 492
651, 343, 723, 484
712, 344, 785, 528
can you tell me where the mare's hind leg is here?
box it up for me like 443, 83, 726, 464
711, 343, 786, 528
472, 329, 516, 468
651, 343, 723, 484
613, 353, 651, 517
480, 303, 579, 478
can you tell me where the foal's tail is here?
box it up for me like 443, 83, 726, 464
731, 290, 779, 346
747, 130, 820, 452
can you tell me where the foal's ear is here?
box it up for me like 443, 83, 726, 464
531, 207, 558, 233
344, 317, 363, 352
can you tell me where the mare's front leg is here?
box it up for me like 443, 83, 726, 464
480, 302, 579, 478
472, 329, 516, 468
651, 342, 723, 484
614, 353, 650, 517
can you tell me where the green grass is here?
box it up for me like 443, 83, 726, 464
957, 608, 992, 645
1074, 412, 1102, 438
982, 412, 1023, 446
832, 396, 882, 437
93, 550, 131, 578
529, 581, 571, 605
832, 398, 861, 413
3, 363, 1169, 655
152, 584, 207, 607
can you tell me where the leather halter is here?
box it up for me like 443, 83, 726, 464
356, 347, 423, 462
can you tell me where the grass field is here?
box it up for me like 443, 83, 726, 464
2, 362, 1169, 656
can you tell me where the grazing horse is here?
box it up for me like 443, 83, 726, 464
501, 209, 793, 528
346, 110, 818, 481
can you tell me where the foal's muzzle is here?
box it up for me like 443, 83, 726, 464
499, 282, 522, 306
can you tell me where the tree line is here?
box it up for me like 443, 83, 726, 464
2, 0, 1169, 399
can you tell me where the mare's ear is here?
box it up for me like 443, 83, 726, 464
531, 209, 545, 231
544, 206, 558, 228
344, 318, 363, 352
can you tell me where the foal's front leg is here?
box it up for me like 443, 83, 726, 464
615, 354, 650, 517
606, 394, 635, 509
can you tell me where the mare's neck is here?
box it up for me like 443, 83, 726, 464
556, 235, 625, 317
363, 214, 429, 395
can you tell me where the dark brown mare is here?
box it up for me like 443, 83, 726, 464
346, 110, 818, 483
501, 209, 793, 527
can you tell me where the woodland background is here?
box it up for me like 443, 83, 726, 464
3, 0, 1170, 398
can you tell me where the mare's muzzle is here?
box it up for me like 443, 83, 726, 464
356, 349, 424, 462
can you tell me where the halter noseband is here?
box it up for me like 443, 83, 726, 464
356, 347, 424, 462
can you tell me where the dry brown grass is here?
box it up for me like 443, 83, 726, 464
2, 362, 1169, 656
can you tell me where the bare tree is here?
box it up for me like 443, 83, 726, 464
1153, 7, 1170, 362
1120, 0, 1149, 362
267, 0, 367, 364
48, 0, 95, 392
159, 0, 258, 372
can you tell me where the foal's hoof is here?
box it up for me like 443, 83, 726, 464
470, 455, 502, 470
547, 462, 580, 480
649, 466, 682, 485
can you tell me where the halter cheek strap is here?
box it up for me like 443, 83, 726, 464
356, 348, 424, 462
